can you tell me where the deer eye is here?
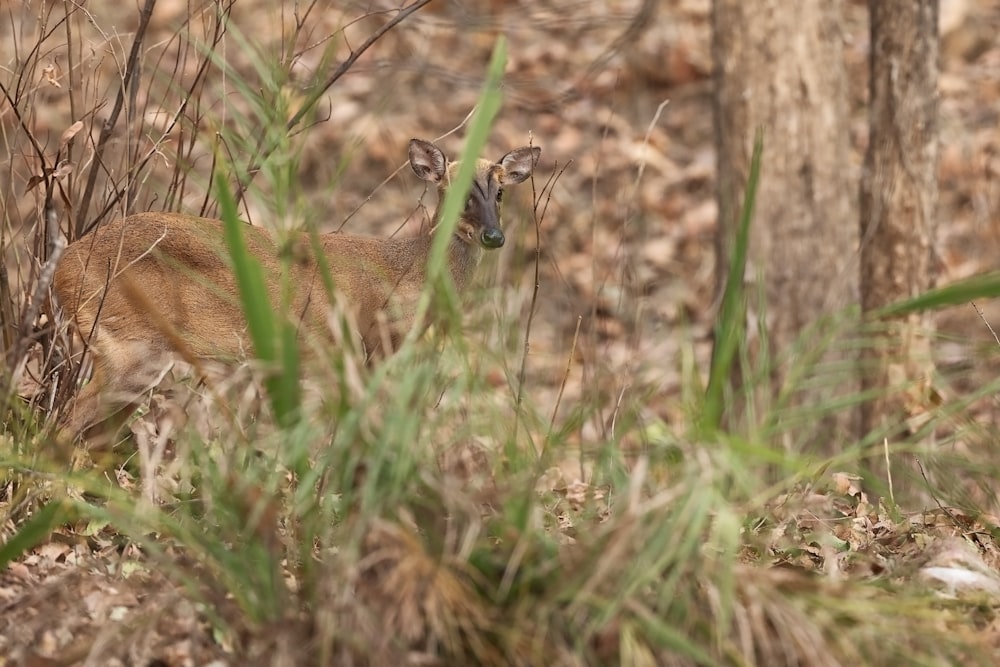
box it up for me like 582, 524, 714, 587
496, 188, 503, 203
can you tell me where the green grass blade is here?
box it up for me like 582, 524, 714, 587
215, 172, 300, 427
403, 36, 507, 349
876, 270, 1000, 318
702, 129, 763, 433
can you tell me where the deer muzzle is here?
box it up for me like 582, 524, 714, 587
480, 227, 505, 249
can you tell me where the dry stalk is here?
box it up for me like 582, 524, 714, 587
512, 158, 570, 457
233, 0, 435, 207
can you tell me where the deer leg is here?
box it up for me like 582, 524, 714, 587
62, 338, 173, 450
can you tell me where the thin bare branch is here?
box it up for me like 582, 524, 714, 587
232, 0, 433, 206
75, 0, 158, 238
512, 158, 570, 458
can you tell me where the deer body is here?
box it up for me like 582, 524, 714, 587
54, 139, 540, 441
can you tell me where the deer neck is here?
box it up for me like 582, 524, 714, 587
447, 234, 483, 292
427, 209, 483, 293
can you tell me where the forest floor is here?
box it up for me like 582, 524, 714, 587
2, 0, 1000, 664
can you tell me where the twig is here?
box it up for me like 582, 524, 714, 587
916, 454, 962, 528
88, 2, 232, 231
635, 99, 670, 185
545, 315, 582, 453
336, 106, 478, 233
233, 0, 434, 206
76, 0, 159, 237
511, 157, 569, 458
0, 80, 53, 186
5, 205, 65, 403
971, 301, 1000, 348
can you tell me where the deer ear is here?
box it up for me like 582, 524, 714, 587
498, 146, 541, 185
409, 139, 448, 184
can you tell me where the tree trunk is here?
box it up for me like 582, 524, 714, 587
712, 0, 858, 448
859, 1, 939, 490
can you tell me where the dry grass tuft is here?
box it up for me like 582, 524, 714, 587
354, 517, 502, 664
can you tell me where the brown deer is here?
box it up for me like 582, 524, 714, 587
53, 138, 541, 442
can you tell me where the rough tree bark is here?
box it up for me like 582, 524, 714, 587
859, 1, 939, 485
712, 1, 858, 447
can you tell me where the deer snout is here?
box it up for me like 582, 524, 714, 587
480, 227, 505, 249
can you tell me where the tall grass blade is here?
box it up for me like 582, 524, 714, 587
877, 270, 1000, 317
702, 129, 763, 433
215, 172, 300, 426
404, 36, 507, 348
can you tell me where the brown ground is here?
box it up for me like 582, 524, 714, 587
2, 0, 1000, 663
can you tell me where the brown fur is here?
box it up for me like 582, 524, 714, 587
54, 139, 541, 442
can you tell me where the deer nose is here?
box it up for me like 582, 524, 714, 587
480, 228, 505, 249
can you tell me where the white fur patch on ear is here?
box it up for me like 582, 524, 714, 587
499, 146, 541, 185
409, 139, 448, 184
